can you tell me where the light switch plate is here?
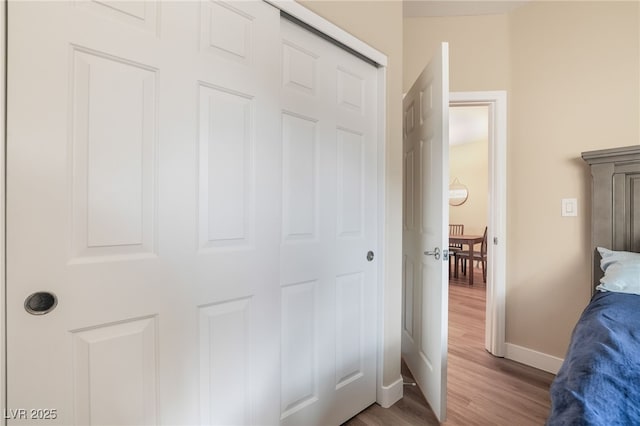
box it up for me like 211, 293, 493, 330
562, 198, 578, 217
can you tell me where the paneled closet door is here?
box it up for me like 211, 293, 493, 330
6, 2, 281, 424
279, 18, 379, 426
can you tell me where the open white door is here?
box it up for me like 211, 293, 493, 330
401, 43, 449, 421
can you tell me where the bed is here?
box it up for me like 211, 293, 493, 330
547, 145, 640, 425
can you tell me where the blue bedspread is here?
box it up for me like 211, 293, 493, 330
548, 291, 640, 425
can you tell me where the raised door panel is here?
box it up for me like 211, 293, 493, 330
282, 112, 318, 242
280, 280, 318, 419
199, 298, 251, 425
403, 255, 415, 339
404, 100, 415, 137
335, 272, 364, 389
70, 47, 157, 262
76, 0, 159, 35
337, 67, 363, 115
72, 317, 158, 425
198, 84, 254, 250
337, 128, 364, 238
200, 1, 254, 64
404, 150, 415, 230
283, 41, 317, 96
420, 261, 436, 373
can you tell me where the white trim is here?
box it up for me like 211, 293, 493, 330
266, 0, 387, 67
1, 0, 6, 419
375, 67, 394, 405
450, 91, 507, 357
377, 376, 403, 408
505, 343, 564, 375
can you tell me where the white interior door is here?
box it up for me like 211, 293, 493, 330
401, 43, 450, 422
7, 2, 380, 425
7, 2, 282, 424
279, 17, 378, 426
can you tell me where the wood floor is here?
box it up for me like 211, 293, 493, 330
344, 268, 555, 425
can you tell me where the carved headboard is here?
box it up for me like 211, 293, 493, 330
582, 145, 640, 288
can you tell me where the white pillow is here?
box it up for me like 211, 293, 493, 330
596, 247, 640, 294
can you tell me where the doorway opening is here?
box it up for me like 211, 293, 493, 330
448, 104, 489, 287
450, 91, 507, 357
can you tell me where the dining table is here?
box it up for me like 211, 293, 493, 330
449, 234, 484, 286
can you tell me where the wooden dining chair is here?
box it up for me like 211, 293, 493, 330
449, 224, 464, 278
458, 226, 488, 283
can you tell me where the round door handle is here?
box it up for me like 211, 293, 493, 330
367, 251, 375, 262
24, 291, 58, 315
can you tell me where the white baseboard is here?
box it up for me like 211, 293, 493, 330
377, 376, 403, 408
505, 343, 564, 374
376, 344, 561, 409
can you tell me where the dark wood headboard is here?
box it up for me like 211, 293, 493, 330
582, 145, 640, 289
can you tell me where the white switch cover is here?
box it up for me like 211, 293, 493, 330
562, 198, 578, 217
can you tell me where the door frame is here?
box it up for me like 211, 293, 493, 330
1, 0, 6, 419
1, 0, 391, 414
450, 91, 507, 357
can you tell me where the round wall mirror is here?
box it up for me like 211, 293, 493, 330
449, 178, 469, 206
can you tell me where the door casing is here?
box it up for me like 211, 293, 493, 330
450, 91, 507, 357
0, 0, 6, 418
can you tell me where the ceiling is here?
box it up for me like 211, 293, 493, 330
449, 105, 488, 146
403, 0, 529, 17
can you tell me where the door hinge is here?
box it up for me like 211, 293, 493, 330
493, 237, 498, 245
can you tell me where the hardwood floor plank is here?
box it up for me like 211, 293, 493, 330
344, 269, 555, 425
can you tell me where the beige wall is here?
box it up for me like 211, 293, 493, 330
404, 14, 510, 92
508, 1, 639, 357
299, 1, 404, 386
449, 140, 488, 236
405, 2, 640, 359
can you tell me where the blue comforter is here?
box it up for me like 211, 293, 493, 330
548, 291, 640, 425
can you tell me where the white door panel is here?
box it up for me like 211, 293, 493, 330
402, 43, 449, 422
279, 18, 378, 426
8, 1, 280, 424
7, 2, 378, 426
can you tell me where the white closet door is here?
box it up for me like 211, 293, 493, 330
279, 18, 378, 426
7, 2, 281, 425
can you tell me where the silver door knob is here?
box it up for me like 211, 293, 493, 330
367, 251, 374, 262
423, 247, 441, 260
